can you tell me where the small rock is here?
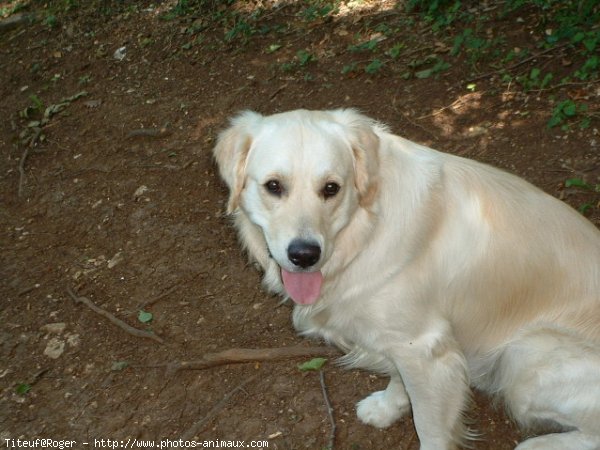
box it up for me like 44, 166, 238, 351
44, 338, 65, 359
66, 333, 80, 347
133, 185, 149, 201
113, 46, 127, 61
40, 322, 66, 334
465, 125, 488, 137
83, 99, 102, 108
107, 251, 123, 269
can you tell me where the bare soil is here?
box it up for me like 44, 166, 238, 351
1, 1, 598, 449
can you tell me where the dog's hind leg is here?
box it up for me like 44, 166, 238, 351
495, 327, 600, 450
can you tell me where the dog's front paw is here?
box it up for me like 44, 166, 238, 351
356, 390, 409, 428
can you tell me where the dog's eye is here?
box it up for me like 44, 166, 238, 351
322, 182, 341, 199
264, 179, 283, 197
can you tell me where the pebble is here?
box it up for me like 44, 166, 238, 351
40, 322, 66, 334
43, 338, 65, 359
107, 251, 124, 269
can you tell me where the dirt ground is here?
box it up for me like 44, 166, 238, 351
1, 1, 599, 449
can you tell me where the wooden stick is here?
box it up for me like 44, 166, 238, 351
320, 369, 336, 450
139, 345, 340, 374
17, 147, 30, 198
66, 287, 164, 344
137, 284, 178, 310
18, 126, 44, 198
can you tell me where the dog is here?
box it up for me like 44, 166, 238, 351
213, 109, 600, 450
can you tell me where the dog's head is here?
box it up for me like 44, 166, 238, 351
213, 109, 380, 305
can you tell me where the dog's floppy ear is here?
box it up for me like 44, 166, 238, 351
331, 109, 381, 207
213, 111, 262, 213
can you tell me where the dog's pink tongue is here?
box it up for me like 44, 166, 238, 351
281, 269, 323, 305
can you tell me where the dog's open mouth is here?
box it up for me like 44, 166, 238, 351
281, 269, 323, 305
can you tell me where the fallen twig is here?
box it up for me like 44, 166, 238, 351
127, 124, 172, 139
416, 96, 469, 120
17, 147, 30, 198
399, 112, 439, 139
269, 84, 288, 100
66, 287, 164, 344
18, 125, 44, 198
181, 375, 257, 440
139, 345, 340, 374
18, 284, 39, 296
319, 369, 336, 450
137, 285, 179, 310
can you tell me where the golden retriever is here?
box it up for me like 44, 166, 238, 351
213, 109, 600, 450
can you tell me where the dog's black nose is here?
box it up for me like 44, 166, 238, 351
287, 239, 321, 268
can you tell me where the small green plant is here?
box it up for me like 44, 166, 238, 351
564, 178, 600, 215
299, 0, 338, 22
280, 62, 295, 72
516, 67, 553, 92
111, 361, 130, 371
386, 43, 404, 59
412, 56, 450, 79
547, 99, 589, 130
406, 0, 467, 30
298, 357, 327, 371
137, 310, 153, 324
78, 74, 92, 85
296, 49, 315, 66
574, 55, 599, 81
341, 62, 358, 75
565, 178, 600, 192
348, 38, 379, 53
365, 59, 384, 74
161, 0, 192, 20
29, 94, 44, 111
16, 383, 31, 395
224, 18, 256, 42
451, 28, 503, 66
139, 37, 154, 48
182, 36, 203, 50
30, 62, 42, 74
20, 94, 44, 120
44, 14, 58, 28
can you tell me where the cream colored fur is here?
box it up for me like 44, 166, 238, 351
213, 109, 600, 450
